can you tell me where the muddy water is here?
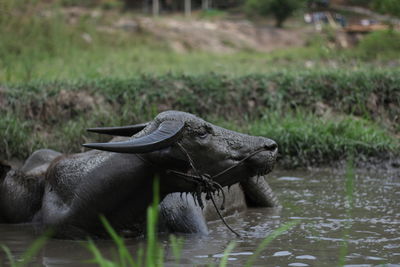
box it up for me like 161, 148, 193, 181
0, 168, 399, 266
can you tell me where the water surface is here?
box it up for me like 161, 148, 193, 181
0, 168, 399, 266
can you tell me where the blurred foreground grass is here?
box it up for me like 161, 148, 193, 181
0, 179, 300, 266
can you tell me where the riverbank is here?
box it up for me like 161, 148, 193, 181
1, 70, 399, 167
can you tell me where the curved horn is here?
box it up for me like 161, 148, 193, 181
87, 123, 148, 137
82, 121, 184, 153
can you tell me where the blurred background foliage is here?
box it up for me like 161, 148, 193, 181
1, 0, 400, 83
0, 0, 399, 165
245, 0, 306, 27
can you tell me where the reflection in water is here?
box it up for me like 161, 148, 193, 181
0, 168, 399, 266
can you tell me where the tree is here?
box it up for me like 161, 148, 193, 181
246, 0, 305, 27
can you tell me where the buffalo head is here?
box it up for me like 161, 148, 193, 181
84, 111, 277, 192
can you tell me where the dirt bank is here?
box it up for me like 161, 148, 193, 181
120, 17, 313, 53
58, 7, 313, 53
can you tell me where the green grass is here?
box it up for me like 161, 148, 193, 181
2, 38, 399, 84
0, 231, 52, 267
0, 41, 352, 83
249, 112, 399, 166
1, 0, 400, 83
357, 30, 400, 60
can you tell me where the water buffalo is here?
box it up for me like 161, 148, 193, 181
0, 111, 278, 239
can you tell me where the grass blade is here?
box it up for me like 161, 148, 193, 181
338, 159, 355, 267
100, 215, 135, 267
15, 230, 52, 267
218, 241, 236, 267
85, 239, 115, 267
244, 220, 300, 267
169, 235, 184, 265
1, 244, 17, 267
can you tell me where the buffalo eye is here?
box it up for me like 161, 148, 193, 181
198, 124, 214, 139
198, 132, 208, 139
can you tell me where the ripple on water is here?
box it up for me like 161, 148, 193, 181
365, 256, 386, 261
211, 252, 254, 258
273, 251, 292, 257
209, 251, 254, 260
295, 255, 317, 260
278, 176, 304, 181
288, 263, 309, 267
384, 244, 400, 249
342, 265, 373, 267
194, 255, 209, 258
211, 255, 237, 261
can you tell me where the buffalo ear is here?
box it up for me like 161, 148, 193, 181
0, 160, 11, 182
87, 123, 148, 137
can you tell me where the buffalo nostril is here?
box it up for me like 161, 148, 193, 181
265, 142, 278, 152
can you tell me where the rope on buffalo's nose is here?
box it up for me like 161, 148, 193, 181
176, 143, 267, 238
176, 143, 226, 210
207, 190, 240, 237
211, 147, 268, 180
138, 143, 266, 237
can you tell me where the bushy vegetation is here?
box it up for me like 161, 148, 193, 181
1, 71, 399, 166
357, 30, 400, 59
250, 112, 398, 166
